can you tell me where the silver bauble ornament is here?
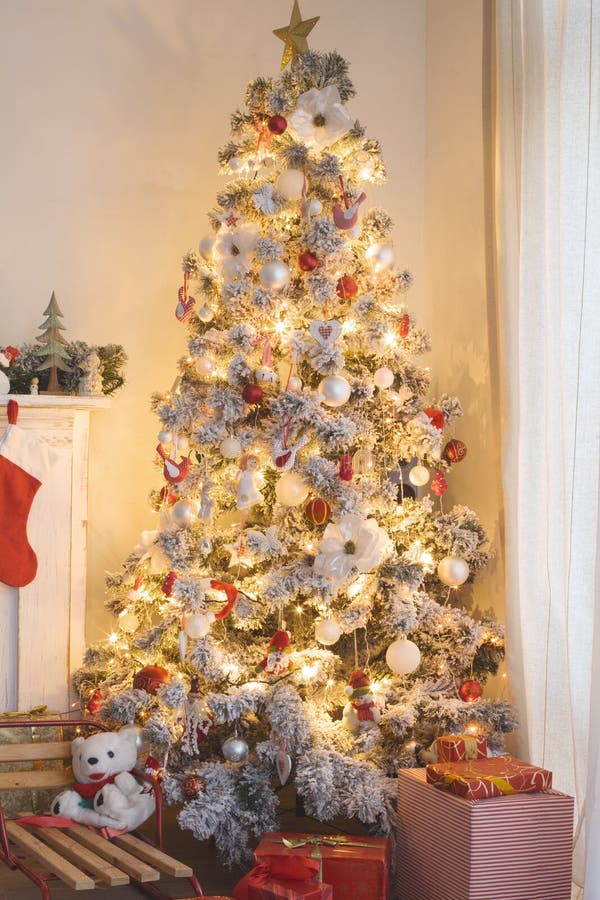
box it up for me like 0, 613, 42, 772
352, 447, 376, 475
195, 356, 215, 377
315, 618, 342, 646
437, 556, 470, 587
276, 169, 305, 201
172, 499, 198, 527
366, 243, 395, 272
119, 610, 139, 634
198, 235, 215, 260
199, 537, 212, 554
157, 429, 172, 445
120, 723, 146, 754
307, 198, 323, 216
275, 471, 309, 507
319, 374, 351, 408
373, 366, 394, 389
229, 156, 243, 171
409, 465, 430, 487
197, 304, 214, 323
386, 636, 421, 675
222, 736, 249, 763
220, 436, 242, 459
259, 260, 291, 291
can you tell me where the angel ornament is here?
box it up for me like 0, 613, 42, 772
198, 479, 216, 522
236, 454, 264, 511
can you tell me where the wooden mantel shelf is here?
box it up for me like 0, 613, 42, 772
0, 394, 111, 410
0, 395, 110, 713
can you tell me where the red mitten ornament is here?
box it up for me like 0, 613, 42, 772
0, 401, 57, 587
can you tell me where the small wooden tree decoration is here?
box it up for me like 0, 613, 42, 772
34, 291, 72, 393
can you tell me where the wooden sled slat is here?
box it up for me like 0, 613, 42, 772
68, 826, 160, 882
35, 827, 130, 887
111, 832, 193, 877
5, 821, 95, 891
0, 769, 73, 792
0, 741, 72, 763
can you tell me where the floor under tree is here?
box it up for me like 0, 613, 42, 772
0, 785, 372, 898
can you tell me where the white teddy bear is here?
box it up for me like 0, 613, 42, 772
51, 728, 155, 832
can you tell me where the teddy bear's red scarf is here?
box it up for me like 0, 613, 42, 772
72, 774, 120, 800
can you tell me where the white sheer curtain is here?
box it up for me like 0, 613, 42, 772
493, 0, 600, 893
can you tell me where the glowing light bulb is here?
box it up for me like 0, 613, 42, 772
108, 632, 118, 644
301, 663, 319, 680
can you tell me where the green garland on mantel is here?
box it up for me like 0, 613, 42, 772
5, 341, 127, 396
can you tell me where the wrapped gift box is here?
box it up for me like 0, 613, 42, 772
255, 833, 389, 900
436, 733, 487, 762
396, 767, 573, 900
426, 754, 552, 799
233, 855, 333, 900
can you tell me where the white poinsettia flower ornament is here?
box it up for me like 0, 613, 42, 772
214, 222, 259, 281
287, 85, 354, 151
313, 513, 390, 585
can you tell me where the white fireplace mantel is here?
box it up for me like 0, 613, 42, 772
0, 394, 110, 713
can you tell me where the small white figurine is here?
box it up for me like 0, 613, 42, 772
198, 479, 216, 522
236, 453, 264, 510
78, 350, 103, 396
30, 377, 39, 395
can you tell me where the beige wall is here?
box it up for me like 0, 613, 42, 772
424, 1, 506, 641
0, 0, 427, 643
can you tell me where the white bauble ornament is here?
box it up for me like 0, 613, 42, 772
195, 356, 215, 377
276, 169, 305, 201
199, 537, 212, 554
198, 235, 215, 260
287, 376, 302, 392
307, 198, 323, 216
222, 736, 249, 763
197, 304, 214, 323
261, 156, 275, 171
259, 260, 291, 290
229, 156, 243, 171
119, 611, 139, 633
348, 224, 362, 239
220, 436, 242, 459
318, 374, 351, 407
157, 429, 172, 445
172, 499, 198, 527
352, 447, 376, 475
184, 611, 215, 639
374, 367, 394, 389
386, 636, 421, 675
275, 471, 309, 507
437, 556, 470, 587
315, 618, 341, 646
409, 465, 430, 487
366, 243, 395, 272
174, 435, 189, 453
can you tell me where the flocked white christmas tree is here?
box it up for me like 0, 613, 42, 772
77, 15, 515, 866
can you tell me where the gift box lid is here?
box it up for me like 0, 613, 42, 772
426, 754, 552, 798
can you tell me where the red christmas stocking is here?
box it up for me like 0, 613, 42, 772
0, 400, 56, 587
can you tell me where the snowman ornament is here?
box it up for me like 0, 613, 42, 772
342, 669, 381, 735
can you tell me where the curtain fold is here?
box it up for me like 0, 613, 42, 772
493, 0, 600, 892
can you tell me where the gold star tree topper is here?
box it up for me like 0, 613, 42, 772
273, 1, 320, 70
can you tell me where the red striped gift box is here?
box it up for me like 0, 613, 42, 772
395, 767, 573, 900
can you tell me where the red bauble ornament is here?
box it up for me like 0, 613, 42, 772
133, 665, 169, 695
242, 384, 264, 404
431, 470, 448, 497
298, 251, 318, 272
399, 313, 410, 338
424, 407, 445, 430
161, 570, 178, 597
268, 115, 287, 135
459, 679, 483, 703
444, 439, 468, 463
159, 485, 178, 505
336, 275, 358, 299
338, 453, 354, 481
305, 497, 332, 526
85, 688, 103, 717
182, 773, 206, 800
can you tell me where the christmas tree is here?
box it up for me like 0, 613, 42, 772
34, 291, 72, 393
76, 22, 516, 866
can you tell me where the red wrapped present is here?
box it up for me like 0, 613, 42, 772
254, 833, 389, 900
396, 767, 574, 900
436, 733, 487, 762
232, 854, 332, 900
426, 754, 552, 799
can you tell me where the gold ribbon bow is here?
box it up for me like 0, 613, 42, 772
0, 705, 48, 719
